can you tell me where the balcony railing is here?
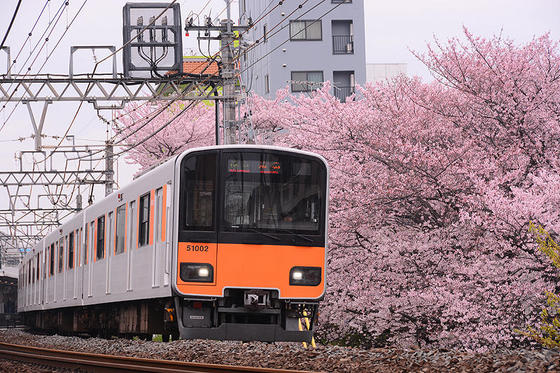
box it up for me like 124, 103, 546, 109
332, 35, 354, 54
333, 85, 355, 102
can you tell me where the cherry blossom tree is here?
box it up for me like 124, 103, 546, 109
117, 29, 560, 350
115, 101, 215, 170
249, 30, 560, 350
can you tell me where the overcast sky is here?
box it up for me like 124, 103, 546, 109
0, 0, 558, 190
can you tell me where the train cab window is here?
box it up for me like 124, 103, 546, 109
58, 239, 64, 273
182, 153, 216, 230
139, 193, 150, 246
116, 204, 126, 254
222, 152, 324, 234
50, 243, 54, 276
68, 231, 75, 269
97, 216, 105, 260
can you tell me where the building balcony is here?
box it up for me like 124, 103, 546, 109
332, 35, 354, 55
333, 85, 355, 102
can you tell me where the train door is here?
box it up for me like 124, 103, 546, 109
127, 201, 136, 291
81, 223, 89, 301
74, 229, 80, 300
106, 211, 114, 295
42, 244, 46, 306
88, 221, 95, 297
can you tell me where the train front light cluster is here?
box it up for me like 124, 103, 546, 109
289, 266, 321, 286
180, 263, 214, 283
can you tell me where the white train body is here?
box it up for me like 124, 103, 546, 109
18, 145, 328, 342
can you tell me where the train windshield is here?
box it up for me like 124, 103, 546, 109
222, 152, 324, 234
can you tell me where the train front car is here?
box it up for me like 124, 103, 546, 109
172, 147, 328, 342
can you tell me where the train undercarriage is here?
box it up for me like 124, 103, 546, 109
23, 291, 319, 343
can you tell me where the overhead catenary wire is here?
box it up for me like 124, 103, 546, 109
40, 0, 180, 166
8, 0, 277, 222
3, 0, 50, 76
66, 0, 278, 164
0, 0, 68, 113
0, 0, 72, 128
0, 0, 23, 51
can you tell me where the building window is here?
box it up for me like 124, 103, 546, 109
116, 204, 126, 254
333, 70, 356, 102
332, 20, 354, 54
263, 24, 267, 42
139, 193, 151, 246
291, 71, 324, 92
97, 215, 105, 260
289, 20, 322, 40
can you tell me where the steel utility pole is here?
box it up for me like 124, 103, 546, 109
105, 141, 114, 196
184, 0, 251, 145
221, 8, 237, 145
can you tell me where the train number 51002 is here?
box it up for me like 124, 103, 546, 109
185, 244, 209, 252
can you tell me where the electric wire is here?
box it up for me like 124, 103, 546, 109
42, 0, 179, 164
0, 0, 71, 129
238, 0, 343, 77
0, 0, 68, 114
238, 0, 322, 64
37, 1, 183, 208
65, 0, 273, 163
4, 0, 50, 76
0, 0, 23, 51
11, 0, 272, 226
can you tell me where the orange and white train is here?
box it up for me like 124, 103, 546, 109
18, 145, 328, 342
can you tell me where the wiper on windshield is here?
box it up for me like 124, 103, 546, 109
282, 229, 313, 242
244, 228, 280, 241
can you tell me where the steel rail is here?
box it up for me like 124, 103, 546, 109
0, 342, 311, 373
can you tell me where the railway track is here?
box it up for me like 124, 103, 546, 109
0, 342, 313, 373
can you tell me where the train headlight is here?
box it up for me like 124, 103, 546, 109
198, 267, 210, 278
180, 263, 214, 283
289, 266, 321, 286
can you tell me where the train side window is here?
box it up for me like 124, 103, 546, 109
89, 222, 95, 263
138, 193, 150, 247
97, 216, 106, 260
107, 212, 114, 257
183, 153, 216, 230
116, 204, 126, 254
58, 239, 64, 273
50, 243, 54, 276
68, 231, 75, 269
128, 201, 136, 250
78, 228, 82, 267
84, 224, 89, 265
